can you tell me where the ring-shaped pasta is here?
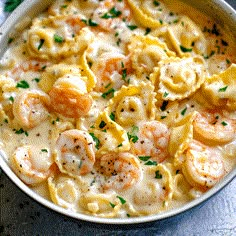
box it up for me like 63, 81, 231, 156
168, 112, 197, 167
79, 193, 122, 217
89, 111, 130, 155
107, 82, 156, 127
167, 16, 207, 56
202, 64, 236, 110
48, 174, 82, 211
126, 0, 163, 28
128, 35, 175, 78
132, 164, 174, 215
158, 56, 206, 101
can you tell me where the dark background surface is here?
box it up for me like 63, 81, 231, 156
1, 0, 236, 235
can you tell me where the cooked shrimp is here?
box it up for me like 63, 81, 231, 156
13, 90, 50, 129
131, 121, 170, 163
91, 0, 131, 32
193, 110, 236, 144
98, 152, 142, 190
55, 129, 96, 176
91, 52, 132, 92
10, 145, 53, 185
49, 74, 93, 118
182, 140, 225, 189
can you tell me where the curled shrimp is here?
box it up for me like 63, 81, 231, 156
193, 110, 236, 144
49, 74, 93, 118
91, 52, 132, 92
10, 145, 54, 185
98, 152, 142, 190
182, 140, 225, 189
92, 0, 131, 32
55, 129, 96, 176
131, 121, 170, 163
13, 90, 50, 129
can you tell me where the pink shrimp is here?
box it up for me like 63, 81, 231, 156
131, 121, 170, 163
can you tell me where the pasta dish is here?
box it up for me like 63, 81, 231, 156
0, 0, 235, 218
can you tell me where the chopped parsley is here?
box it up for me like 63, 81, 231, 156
32, 78, 40, 83
16, 80, 29, 89
9, 96, 14, 102
161, 116, 167, 119
138, 156, 151, 161
54, 34, 64, 43
4, 0, 23, 12
160, 101, 169, 111
117, 196, 126, 204
38, 39, 45, 50
127, 25, 138, 30
145, 160, 157, 166
218, 86, 228, 92
101, 88, 115, 99
153, 0, 160, 6
89, 133, 100, 149
41, 149, 48, 153
82, 18, 98, 27
145, 27, 151, 35
221, 121, 228, 126
163, 92, 169, 98
155, 170, 162, 179
99, 120, 107, 129
101, 7, 122, 19
127, 125, 139, 143
8, 38, 14, 44
109, 112, 116, 121
180, 45, 192, 53
181, 107, 187, 116
109, 202, 116, 208
14, 128, 28, 136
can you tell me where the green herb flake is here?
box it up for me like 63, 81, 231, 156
101, 7, 122, 19
8, 37, 14, 44
145, 160, 157, 166
153, 0, 160, 6
226, 59, 231, 64
109, 202, 116, 208
160, 101, 169, 111
109, 112, 116, 121
181, 107, 187, 116
218, 86, 228, 92
32, 78, 40, 83
14, 128, 28, 136
89, 133, 100, 149
4, 119, 8, 123
41, 149, 48, 153
16, 80, 30, 89
4, 0, 23, 12
127, 125, 139, 143
117, 143, 123, 147
61, 4, 68, 9
160, 116, 167, 119
155, 170, 162, 179
138, 156, 151, 161
144, 27, 151, 35
163, 92, 169, 98
176, 170, 180, 174
117, 196, 126, 204
127, 25, 138, 30
38, 39, 45, 50
54, 34, 64, 43
101, 88, 115, 99
126, 213, 130, 217
9, 96, 14, 102
180, 45, 192, 52
221, 121, 228, 126
99, 120, 107, 129
159, 19, 163, 25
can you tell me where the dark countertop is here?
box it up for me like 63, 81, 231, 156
0, 0, 236, 235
